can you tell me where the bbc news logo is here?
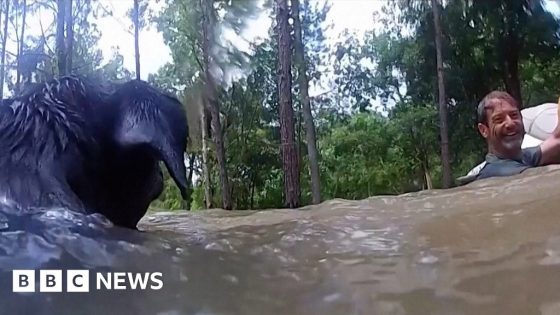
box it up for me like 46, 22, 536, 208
12, 270, 163, 293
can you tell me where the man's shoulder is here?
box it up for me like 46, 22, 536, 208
522, 145, 541, 156
477, 148, 538, 179
521, 145, 542, 167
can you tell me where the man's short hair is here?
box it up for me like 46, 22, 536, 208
477, 91, 519, 125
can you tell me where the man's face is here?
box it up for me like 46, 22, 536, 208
478, 98, 525, 157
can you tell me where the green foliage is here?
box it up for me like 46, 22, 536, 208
190, 184, 205, 211
318, 105, 441, 199
319, 113, 393, 198
95, 47, 133, 82
1, 0, 133, 94
151, 172, 186, 211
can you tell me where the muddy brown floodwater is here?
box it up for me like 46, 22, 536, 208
137, 165, 560, 315
3, 165, 559, 314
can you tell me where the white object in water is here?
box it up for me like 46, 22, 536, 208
459, 102, 558, 183
522, 102, 558, 141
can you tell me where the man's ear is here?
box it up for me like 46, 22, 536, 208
477, 123, 489, 139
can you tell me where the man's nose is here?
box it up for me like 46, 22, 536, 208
504, 115, 517, 128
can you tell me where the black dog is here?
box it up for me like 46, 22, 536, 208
0, 76, 188, 229
90, 79, 189, 228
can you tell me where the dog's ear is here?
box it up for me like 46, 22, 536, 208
111, 80, 189, 201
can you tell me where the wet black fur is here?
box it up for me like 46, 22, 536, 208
0, 76, 188, 229
90, 80, 189, 228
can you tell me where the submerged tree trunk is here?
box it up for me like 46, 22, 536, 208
65, 0, 73, 73
292, 0, 321, 204
250, 176, 255, 210
431, 0, 452, 188
186, 153, 196, 189
422, 160, 433, 190
503, 37, 522, 106
56, 0, 67, 76
133, 0, 140, 80
200, 108, 213, 209
0, 0, 9, 99
420, 144, 433, 190
185, 153, 196, 210
276, 0, 300, 208
201, 0, 232, 210
16, 0, 27, 92
501, 1, 523, 106
413, 127, 433, 190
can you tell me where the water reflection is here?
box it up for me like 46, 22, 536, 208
3, 165, 560, 314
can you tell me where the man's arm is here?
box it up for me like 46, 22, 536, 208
538, 99, 560, 165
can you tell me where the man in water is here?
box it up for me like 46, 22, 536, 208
475, 91, 560, 180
